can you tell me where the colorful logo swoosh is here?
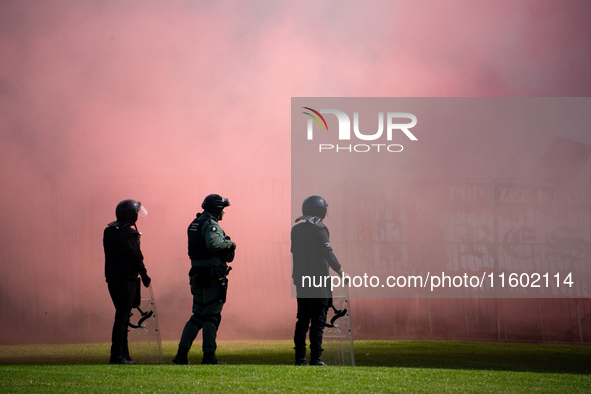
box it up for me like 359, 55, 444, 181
302, 107, 329, 131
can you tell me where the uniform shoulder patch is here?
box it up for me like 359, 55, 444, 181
211, 226, 217, 232
325, 242, 331, 248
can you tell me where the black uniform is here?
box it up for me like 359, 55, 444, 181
291, 215, 342, 364
103, 220, 148, 363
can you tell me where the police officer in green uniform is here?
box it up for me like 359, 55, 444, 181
173, 194, 236, 365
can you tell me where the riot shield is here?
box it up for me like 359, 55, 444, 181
322, 285, 356, 366
128, 284, 163, 364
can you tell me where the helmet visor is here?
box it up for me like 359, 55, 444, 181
137, 203, 148, 217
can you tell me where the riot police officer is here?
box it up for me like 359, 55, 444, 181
173, 194, 236, 365
103, 199, 151, 365
291, 195, 344, 366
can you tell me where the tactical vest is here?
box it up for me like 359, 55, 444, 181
291, 220, 329, 276
188, 214, 215, 260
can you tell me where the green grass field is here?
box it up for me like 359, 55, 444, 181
1, 340, 590, 393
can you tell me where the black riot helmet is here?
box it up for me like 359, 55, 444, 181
202, 194, 230, 219
115, 199, 147, 224
302, 195, 328, 219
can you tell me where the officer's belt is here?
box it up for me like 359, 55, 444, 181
188, 265, 228, 279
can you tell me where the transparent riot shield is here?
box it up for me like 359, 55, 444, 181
128, 284, 163, 364
322, 285, 355, 366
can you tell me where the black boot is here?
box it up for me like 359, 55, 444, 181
310, 348, 327, 366
122, 343, 136, 364
172, 346, 190, 365
202, 351, 227, 365
110, 343, 133, 365
110, 355, 133, 365
294, 347, 308, 366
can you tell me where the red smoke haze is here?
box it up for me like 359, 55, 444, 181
1, 0, 591, 344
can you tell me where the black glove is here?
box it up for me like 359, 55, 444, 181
225, 235, 235, 249
141, 274, 151, 288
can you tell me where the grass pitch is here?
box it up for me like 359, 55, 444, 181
0, 340, 590, 393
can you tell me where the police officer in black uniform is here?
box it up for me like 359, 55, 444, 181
173, 194, 236, 365
291, 195, 344, 366
103, 199, 151, 365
